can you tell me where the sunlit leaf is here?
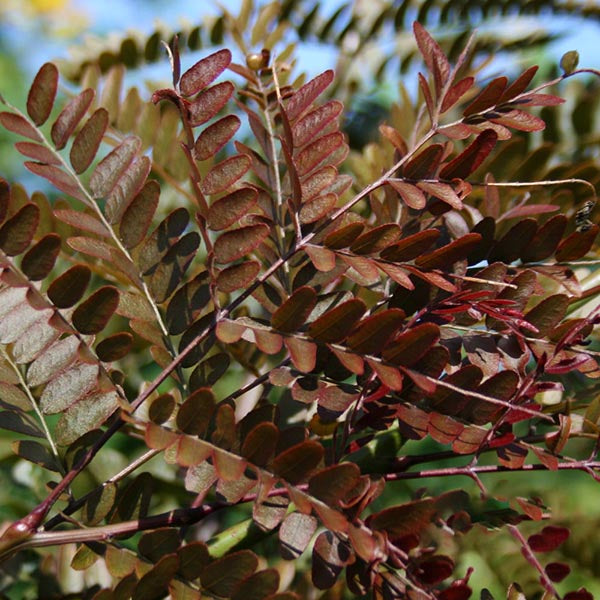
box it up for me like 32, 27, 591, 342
285, 70, 334, 121
194, 114, 240, 161
70, 108, 109, 174
207, 187, 257, 231
51, 88, 95, 149
213, 224, 269, 264
89, 136, 141, 198
179, 48, 232, 97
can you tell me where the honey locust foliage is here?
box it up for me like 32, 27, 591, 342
0, 3, 599, 599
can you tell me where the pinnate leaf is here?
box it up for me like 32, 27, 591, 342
25, 162, 85, 201
20, 233, 60, 280
413, 22, 450, 94
200, 550, 258, 597
524, 294, 569, 338
296, 132, 344, 176
179, 48, 231, 97
272, 440, 324, 484
367, 497, 436, 539
15, 141, 61, 165
201, 154, 251, 195
72, 286, 119, 334
415, 233, 482, 269
120, 179, 160, 249
388, 180, 426, 210
279, 512, 318, 560
308, 298, 366, 343
194, 114, 240, 161
383, 322, 440, 366
555, 225, 598, 261
47, 264, 91, 308
51, 88, 95, 149
439, 129, 498, 180
272, 286, 317, 333
207, 187, 257, 231
380, 228, 440, 262
231, 569, 280, 600
0, 203, 39, 256
95, 332, 133, 362
463, 76, 507, 116
217, 261, 261, 293
308, 463, 361, 506
285, 70, 334, 121
213, 224, 269, 264
188, 81, 235, 126
70, 108, 108, 174
89, 136, 141, 198
527, 525, 569, 552
132, 554, 179, 600
346, 309, 405, 355
0, 111, 43, 141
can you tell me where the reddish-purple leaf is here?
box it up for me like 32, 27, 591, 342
308, 463, 361, 506
441, 76, 475, 113
528, 525, 569, 552
491, 109, 546, 132
188, 81, 235, 126
419, 72, 435, 121
201, 154, 251, 195
521, 215, 567, 262
179, 48, 232, 97
323, 222, 365, 249
416, 233, 482, 270
120, 179, 160, 249
89, 136, 141, 198
231, 569, 280, 600
308, 298, 366, 343
285, 337, 317, 373
272, 286, 317, 333
415, 555, 454, 585
27, 62, 58, 125
312, 530, 350, 590
95, 332, 133, 362
0, 177, 8, 225
0, 111, 43, 141
383, 322, 440, 366
350, 224, 402, 255
380, 228, 440, 262
499, 66, 539, 103
463, 76, 508, 116
213, 223, 269, 264
51, 88, 95, 150
302, 166, 338, 201
524, 294, 569, 338
299, 193, 337, 224
305, 244, 336, 272
105, 156, 152, 224
47, 264, 91, 308
367, 497, 436, 539
20, 233, 61, 280
346, 309, 406, 355
402, 144, 445, 179
0, 203, 39, 256
413, 22, 450, 96
199, 550, 258, 597
292, 100, 343, 147
194, 114, 241, 161
285, 70, 334, 121
70, 108, 109, 174
242, 422, 278, 467
388, 180, 427, 209
417, 181, 463, 210
564, 590, 593, 600
279, 512, 318, 560
217, 260, 261, 293
25, 162, 85, 201
272, 440, 324, 484
516, 93, 565, 107
72, 286, 119, 334
439, 129, 498, 180
555, 225, 598, 261
15, 141, 61, 165
295, 132, 345, 176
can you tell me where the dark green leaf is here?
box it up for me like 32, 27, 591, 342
20, 233, 60, 280
72, 286, 120, 334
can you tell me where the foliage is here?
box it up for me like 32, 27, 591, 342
0, 1, 599, 598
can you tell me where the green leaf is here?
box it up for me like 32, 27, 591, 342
47, 264, 91, 308
0, 203, 39, 255
207, 187, 257, 231
194, 114, 241, 161
179, 48, 232, 97
560, 50, 579, 75
272, 440, 324, 484
120, 179, 160, 249
214, 224, 269, 264
200, 550, 258, 597
51, 88, 95, 150
201, 154, 251, 195
308, 298, 366, 343
20, 233, 60, 280
72, 286, 119, 334
70, 108, 109, 174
